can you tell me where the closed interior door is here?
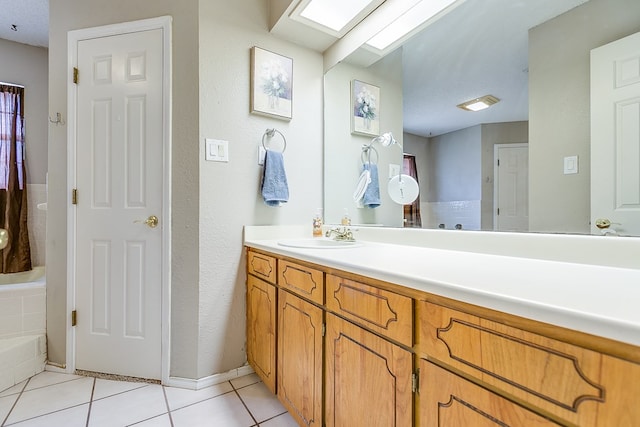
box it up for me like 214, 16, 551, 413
74, 28, 164, 379
591, 31, 640, 236
494, 143, 529, 232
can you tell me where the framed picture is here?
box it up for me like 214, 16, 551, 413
250, 46, 293, 120
351, 79, 380, 136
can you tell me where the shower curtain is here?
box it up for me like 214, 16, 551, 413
403, 154, 422, 228
0, 84, 31, 273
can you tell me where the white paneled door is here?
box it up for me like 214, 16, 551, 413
591, 31, 640, 236
494, 143, 529, 232
74, 28, 164, 379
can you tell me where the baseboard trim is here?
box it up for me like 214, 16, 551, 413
164, 364, 254, 390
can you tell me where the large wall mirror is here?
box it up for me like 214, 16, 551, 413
323, 0, 640, 236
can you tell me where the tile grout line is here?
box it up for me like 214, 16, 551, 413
85, 377, 96, 427
161, 386, 174, 427
1, 378, 30, 427
229, 380, 260, 426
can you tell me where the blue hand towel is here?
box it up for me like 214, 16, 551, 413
261, 150, 289, 207
362, 163, 380, 208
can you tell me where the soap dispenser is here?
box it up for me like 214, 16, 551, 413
341, 208, 351, 226
313, 209, 323, 237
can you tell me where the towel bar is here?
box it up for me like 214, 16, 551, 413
361, 144, 378, 165
262, 128, 287, 153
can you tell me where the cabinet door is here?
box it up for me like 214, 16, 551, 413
278, 290, 323, 427
419, 359, 561, 426
246, 274, 277, 393
325, 313, 412, 427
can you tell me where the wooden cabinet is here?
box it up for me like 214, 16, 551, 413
279, 259, 324, 305
247, 250, 277, 284
277, 289, 323, 427
326, 274, 413, 347
325, 313, 413, 427
246, 274, 277, 393
246, 248, 640, 426
419, 359, 561, 426
418, 300, 603, 426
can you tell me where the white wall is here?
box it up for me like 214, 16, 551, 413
197, 0, 323, 377
48, 0, 201, 376
47, 0, 324, 380
324, 49, 404, 227
529, 0, 640, 233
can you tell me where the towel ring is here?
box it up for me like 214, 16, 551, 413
262, 128, 287, 153
361, 144, 378, 165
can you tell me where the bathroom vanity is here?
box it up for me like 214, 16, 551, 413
244, 226, 640, 426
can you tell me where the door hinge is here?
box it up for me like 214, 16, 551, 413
412, 370, 419, 393
71, 310, 77, 326
322, 323, 326, 337
73, 67, 79, 84
497, 158, 500, 166
72, 188, 78, 205
497, 208, 500, 215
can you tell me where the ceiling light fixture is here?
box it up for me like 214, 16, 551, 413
291, 0, 382, 37
366, 0, 460, 51
457, 95, 500, 112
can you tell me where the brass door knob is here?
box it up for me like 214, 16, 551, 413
135, 215, 159, 228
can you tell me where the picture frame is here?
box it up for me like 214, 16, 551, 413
250, 46, 293, 120
351, 79, 380, 136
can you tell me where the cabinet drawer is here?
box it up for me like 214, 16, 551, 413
278, 260, 324, 305
326, 274, 412, 347
420, 359, 560, 426
418, 301, 603, 426
247, 250, 277, 284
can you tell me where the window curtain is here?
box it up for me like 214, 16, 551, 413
403, 154, 422, 228
0, 84, 31, 272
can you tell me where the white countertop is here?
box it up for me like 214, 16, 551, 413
244, 226, 640, 347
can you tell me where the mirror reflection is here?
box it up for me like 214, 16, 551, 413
323, 0, 640, 236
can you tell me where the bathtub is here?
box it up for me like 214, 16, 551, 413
0, 266, 47, 392
0, 265, 46, 288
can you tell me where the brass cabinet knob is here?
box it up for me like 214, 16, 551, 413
595, 218, 611, 229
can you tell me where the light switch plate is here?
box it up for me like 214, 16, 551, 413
205, 138, 229, 162
564, 155, 578, 174
389, 163, 400, 179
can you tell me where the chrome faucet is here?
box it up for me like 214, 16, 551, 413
325, 227, 355, 242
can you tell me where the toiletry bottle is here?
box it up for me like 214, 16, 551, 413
341, 208, 351, 226
313, 209, 323, 237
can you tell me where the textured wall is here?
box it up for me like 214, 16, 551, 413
47, 0, 201, 376
197, 0, 323, 378
529, 0, 640, 233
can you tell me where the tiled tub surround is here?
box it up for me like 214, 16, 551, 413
0, 268, 47, 393
245, 225, 640, 347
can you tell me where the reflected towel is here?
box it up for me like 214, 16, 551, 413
362, 163, 380, 208
353, 168, 371, 207
261, 150, 289, 207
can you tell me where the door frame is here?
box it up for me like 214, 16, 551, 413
66, 16, 172, 383
493, 143, 528, 231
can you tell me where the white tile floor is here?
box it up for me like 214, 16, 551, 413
0, 371, 298, 426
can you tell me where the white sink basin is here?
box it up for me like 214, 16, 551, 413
278, 239, 361, 249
